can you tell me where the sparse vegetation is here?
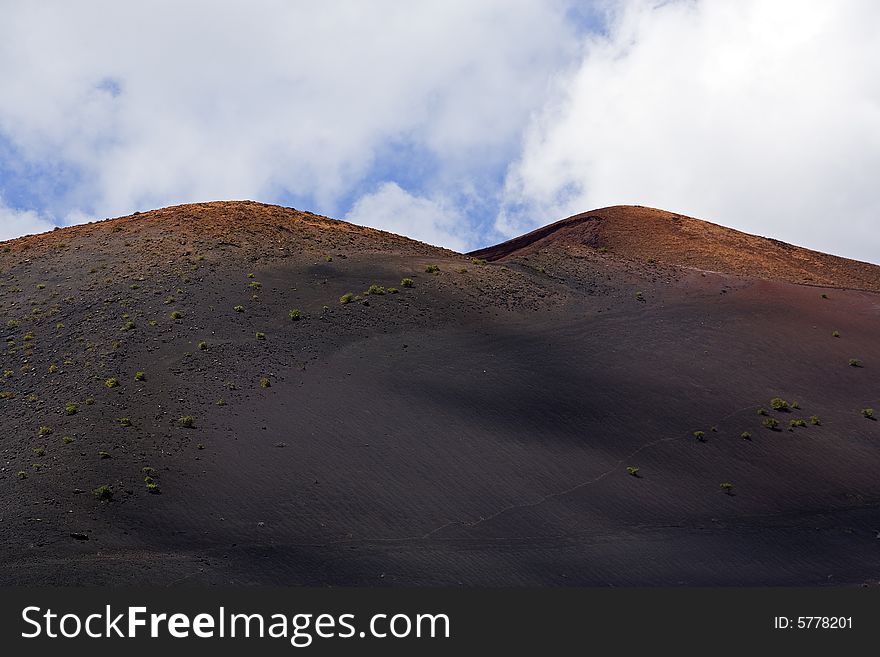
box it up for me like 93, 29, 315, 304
789, 418, 806, 428
105, 377, 119, 388
65, 402, 78, 415
425, 264, 440, 273
17, 471, 27, 479
387, 287, 399, 294
401, 278, 414, 288
740, 431, 752, 440
693, 430, 706, 441
134, 371, 146, 381
810, 415, 821, 425
288, 309, 301, 320
339, 292, 354, 304
260, 377, 271, 388
178, 416, 195, 428
198, 341, 208, 351
62, 436, 75, 444
93, 484, 113, 500
142, 467, 156, 476
256, 331, 266, 340
146, 482, 160, 494
832, 330, 840, 338
33, 447, 46, 457
234, 305, 244, 313
862, 408, 875, 419
118, 417, 132, 427
471, 258, 487, 266
791, 401, 800, 409
720, 482, 734, 495
367, 284, 386, 295
626, 466, 640, 477
770, 397, 789, 411
170, 310, 183, 320
38, 425, 53, 437
763, 417, 779, 430
849, 358, 862, 367
98, 451, 111, 459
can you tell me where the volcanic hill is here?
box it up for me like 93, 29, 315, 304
1, 201, 879, 586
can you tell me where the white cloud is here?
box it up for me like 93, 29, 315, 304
0, 0, 574, 230
346, 182, 469, 251
0, 197, 56, 241
499, 0, 880, 263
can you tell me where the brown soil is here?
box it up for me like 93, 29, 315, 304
1, 201, 879, 586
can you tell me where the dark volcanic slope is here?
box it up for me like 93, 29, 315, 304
471, 205, 880, 291
2, 201, 880, 586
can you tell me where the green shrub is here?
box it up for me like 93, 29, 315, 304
849, 358, 862, 367
38, 425, 53, 437
387, 287, 399, 294
791, 400, 800, 409
198, 341, 208, 351
789, 418, 806, 428
471, 258, 487, 266
770, 397, 789, 411
832, 330, 840, 338
105, 377, 119, 388
367, 284, 385, 295
62, 436, 75, 444
863, 408, 875, 419
170, 310, 183, 319
255, 331, 266, 340
234, 305, 244, 313
339, 292, 354, 304
178, 416, 195, 428
93, 484, 113, 500
260, 377, 271, 388
17, 471, 27, 479
810, 415, 821, 425
146, 482, 160, 494
98, 451, 111, 459
134, 371, 146, 381
142, 467, 156, 476
122, 320, 136, 331
249, 281, 262, 290
740, 431, 752, 440
626, 466, 640, 477
693, 430, 706, 441
720, 482, 734, 494
400, 278, 414, 288
763, 417, 779, 430
288, 309, 301, 320
65, 402, 78, 415
425, 264, 440, 273
118, 417, 132, 427
32, 447, 46, 457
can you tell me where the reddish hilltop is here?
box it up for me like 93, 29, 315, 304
471, 205, 880, 292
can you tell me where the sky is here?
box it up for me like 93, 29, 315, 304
0, 0, 878, 261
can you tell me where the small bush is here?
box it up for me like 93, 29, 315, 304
178, 416, 195, 428
118, 417, 132, 427
763, 418, 779, 430
789, 418, 806, 428
740, 431, 752, 440
17, 471, 27, 479
146, 482, 160, 494
62, 436, 75, 444
134, 371, 145, 381
791, 401, 800, 409
757, 407, 768, 416
198, 341, 208, 351
65, 402, 78, 415
98, 451, 111, 459
720, 482, 734, 494
260, 377, 271, 388
367, 284, 385, 295
256, 331, 266, 340
400, 278, 414, 288
93, 484, 113, 501
862, 408, 875, 419
287, 309, 302, 322
38, 425, 53, 437
425, 264, 440, 273
471, 258, 487, 266
770, 397, 789, 411
142, 467, 156, 476
105, 377, 119, 388
832, 330, 840, 338
33, 447, 46, 456
339, 292, 354, 304
693, 430, 706, 441
849, 358, 862, 367
122, 320, 136, 331
810, 415, 821, 425
170, 310, 183, 320
234, 305, 244, 313
249, 281, 262, 290
387, 287, 399, 294
0, 391, 14, 400
626, 466, 640, 477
